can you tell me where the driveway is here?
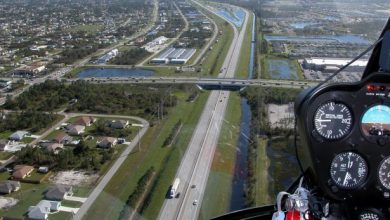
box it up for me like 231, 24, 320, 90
58, 206, 79, 213
65, 196, 87, 203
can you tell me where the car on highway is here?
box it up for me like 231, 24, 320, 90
193, 200, 198, 206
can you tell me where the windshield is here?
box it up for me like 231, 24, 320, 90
0, 0, 388, 219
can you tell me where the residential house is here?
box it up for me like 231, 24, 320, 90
67, 125, 85, 135
41, 142, 63, 154
45, 185, 73, 201
74, 116, 95, 127
110, 120, 129, 129
0, 139, 12, 151
97, 137, 117, 148
0, 181, 21, 194
9, 131, 29, 141
52, 132, 73, 144
12, 165, 34, 180
28, 200, 61, 220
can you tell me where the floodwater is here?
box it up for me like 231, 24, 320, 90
290, 21, 319, 29
267, 59, 299, 80
264, 34, 370, 44
216, 7, 245, 27
78, 68, 155, 78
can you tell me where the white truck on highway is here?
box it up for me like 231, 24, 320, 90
169, 178, 180, 198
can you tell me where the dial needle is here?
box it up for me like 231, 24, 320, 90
316, 119, 331, 122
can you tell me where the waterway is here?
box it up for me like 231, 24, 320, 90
264, 34, 370, 44
290, 21, 319, 29
229, 13, 255, 211
78, 68, 155, 78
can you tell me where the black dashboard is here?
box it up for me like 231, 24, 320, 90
296, 72, 390, 207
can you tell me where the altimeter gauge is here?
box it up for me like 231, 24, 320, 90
330, 152, 368, 189
314, 102, 353, 140
378, 156, 390, 190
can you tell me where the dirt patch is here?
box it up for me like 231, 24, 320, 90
267, 103, 294, 129
0, 196, 18, 209
49, 171, 99, 186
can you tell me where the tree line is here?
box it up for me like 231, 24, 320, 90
3, 80, 180, 121
0, 111, 60, 134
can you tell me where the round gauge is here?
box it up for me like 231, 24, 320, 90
314, 102, 352, 139
361, 105, 390, 137
359, 209, 385, 220
378, 156, 390, 190
330, 152, 368, 189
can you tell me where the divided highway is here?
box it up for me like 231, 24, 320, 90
157, 1, 250, 219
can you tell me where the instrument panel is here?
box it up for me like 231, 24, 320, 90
295, 73, 390, 204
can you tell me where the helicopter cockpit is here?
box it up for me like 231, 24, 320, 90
212, 17, 390, 220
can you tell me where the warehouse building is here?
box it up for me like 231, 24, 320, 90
302, 57, 368, 71
151, 48, 196, 64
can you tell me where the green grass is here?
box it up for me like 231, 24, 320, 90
199, 93, 242, 219
21, 137, 35, 144
73, 186, 91, 197
0, 151, 13, 161
24, 170, 48, 182
61, 200, 83, 208
294, 59, 305, 80
200, 15, 234, 77
50, 211, 73, 220
0, 183, 49, 219
255, 137, 272, 205
236, 13, 253, 79
0, 131, 12, 139
83, 91, 210, 220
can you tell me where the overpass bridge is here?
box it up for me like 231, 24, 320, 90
70, 77, 317, 90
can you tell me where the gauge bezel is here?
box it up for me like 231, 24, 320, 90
360, 104, 390, 144
313, 101, 353, 141
329, 151, 369, 190
378, 156, 390, 191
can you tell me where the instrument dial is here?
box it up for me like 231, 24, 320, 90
330, 152, 368, 189
378, 156, 390, 190
314, 102, 352, 140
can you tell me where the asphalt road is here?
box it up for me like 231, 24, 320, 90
157, 2, 249, 220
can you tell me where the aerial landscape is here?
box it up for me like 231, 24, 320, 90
0, 0, 389, 219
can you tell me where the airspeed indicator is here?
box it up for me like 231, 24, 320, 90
314, 102, 352, 140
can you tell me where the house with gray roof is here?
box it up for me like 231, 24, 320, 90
45, 185, 73, 201
0, 180, 20, 194
9, 131, 29, 141
28, 200, 61, 220
110, 120, 129, 129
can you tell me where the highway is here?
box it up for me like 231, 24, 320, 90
69, 77, 315, 89
157, 1, 249, 219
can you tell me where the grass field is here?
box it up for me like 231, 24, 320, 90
255, 137, 272, 205
199, 93, 242, 219
236, 13, 253, 79
83, 91, 210, 220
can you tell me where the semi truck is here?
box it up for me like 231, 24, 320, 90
169, 178, 180, 198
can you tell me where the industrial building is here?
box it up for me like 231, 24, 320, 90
151, 48, 196, 64
302, 57, 368, 72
